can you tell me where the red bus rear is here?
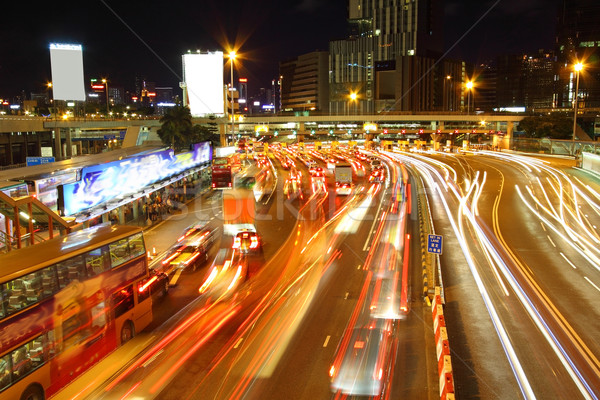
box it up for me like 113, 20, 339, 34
211, 154, 241, 189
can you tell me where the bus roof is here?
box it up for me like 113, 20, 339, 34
0, 224, 143, 283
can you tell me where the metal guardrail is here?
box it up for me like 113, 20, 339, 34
0, 230, 49, 254
0, 163, 27, 171
512, 138, 599, 156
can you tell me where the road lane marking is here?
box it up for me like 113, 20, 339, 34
584, 277, 600, 293
540, 222, 546, 232
547, 235, 556, 247
323, 335, 330, 347
344, 292, 349, 300
560, 252, 577, 269
169, 269, 183, 286
234, 338, 244, 349
363, 195, 385, 251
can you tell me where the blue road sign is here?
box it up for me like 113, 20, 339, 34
26, 156, 55, 166
427, 234, 443, 254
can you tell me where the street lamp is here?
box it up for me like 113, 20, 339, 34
229, 51, 236, 143
572, 62, 584, 143
466, 80, 474, 115
102, 78, 109, 116
349, 92, 357, 115
444, 75, 451, 111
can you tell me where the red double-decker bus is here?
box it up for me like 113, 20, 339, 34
0, 225, 153, 400
211, 153, 241, 189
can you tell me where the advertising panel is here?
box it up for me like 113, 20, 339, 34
60, 142, 212, 216
49, 43, 86, 101
183, 52, 224, 117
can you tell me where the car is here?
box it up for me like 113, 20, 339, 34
232, 229, 261, 254
369, 170, 384, 183
161, 227, 217, 274
336, 182, 352, 196
309, 166, 323, 176
306, 160, 318, 169
370, 158, 382, 169
330, 320, 395, 396
139, 267, 170, 300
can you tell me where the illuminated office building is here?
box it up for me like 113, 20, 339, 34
555, 0, 600, 109
329, 0, 443, 113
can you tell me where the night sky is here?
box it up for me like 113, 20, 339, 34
0, 0, 561, 99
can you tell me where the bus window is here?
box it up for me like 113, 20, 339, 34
128, 233, 145, 259
28, 335, 46, 368
55, 256, 87, 289
0, 291, 5, 318
61, 301, 89, 347
11, 344, 32, 379
2, 271, 45, 315
0, 354, 11, 390
84, 246, 110, 276
40, 266, 58, 300
109, 238, 131, 267
112, 285, 134, 318
90, 298, 107, 330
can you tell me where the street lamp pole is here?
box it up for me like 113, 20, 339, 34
349, 92, 357, 116
466, 80, 473, 115
229, 51, 236, 144
444, 75, 451, 111
102, 78, 109, 116
572, 62, 583, 142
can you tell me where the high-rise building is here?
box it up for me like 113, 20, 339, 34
280, 51, 329, 113
496, 51, 556, 111
329, 0, 443, 113
555, 0, 600, 109
238, 78, 248, 114
475, 63, 497, 112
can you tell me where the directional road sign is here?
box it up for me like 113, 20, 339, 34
427, 234, 443, 254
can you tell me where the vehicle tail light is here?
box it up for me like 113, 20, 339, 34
212, 183, 216, 188
233, 237, 241, 249
250, 236, 259, 249
139, 276, 158, 292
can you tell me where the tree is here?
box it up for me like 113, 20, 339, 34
158, 106, 193, 151
190, 124, 221, 148
158, 106, 219, 151
517, 113, 573, 139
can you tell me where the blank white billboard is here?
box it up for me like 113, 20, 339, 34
183, 52, 224, 117
49, 43, 86, 101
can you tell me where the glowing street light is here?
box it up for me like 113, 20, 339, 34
466, 80, 474, 115
102, 78, 110, 115
229, 51, 236, 143
444, 75, 452, 111
572, 62, 584, 143
349, 92, 357, 115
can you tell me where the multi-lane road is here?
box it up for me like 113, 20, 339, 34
55, 147, 600, 400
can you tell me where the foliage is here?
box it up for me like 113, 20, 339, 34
158, 106, 220, 151
517, 113, 573, 139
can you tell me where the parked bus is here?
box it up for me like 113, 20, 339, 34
211, 153, 242, 189
0, 224, 153, 400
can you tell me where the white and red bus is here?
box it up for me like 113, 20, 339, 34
211, 153, 242, 189
0, 224, 153, 400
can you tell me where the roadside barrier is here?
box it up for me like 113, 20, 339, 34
432, 287, 455, 399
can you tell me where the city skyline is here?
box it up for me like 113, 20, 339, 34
0, 0, 560, 100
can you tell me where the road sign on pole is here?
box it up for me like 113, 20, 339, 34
427, 234, 443, 254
